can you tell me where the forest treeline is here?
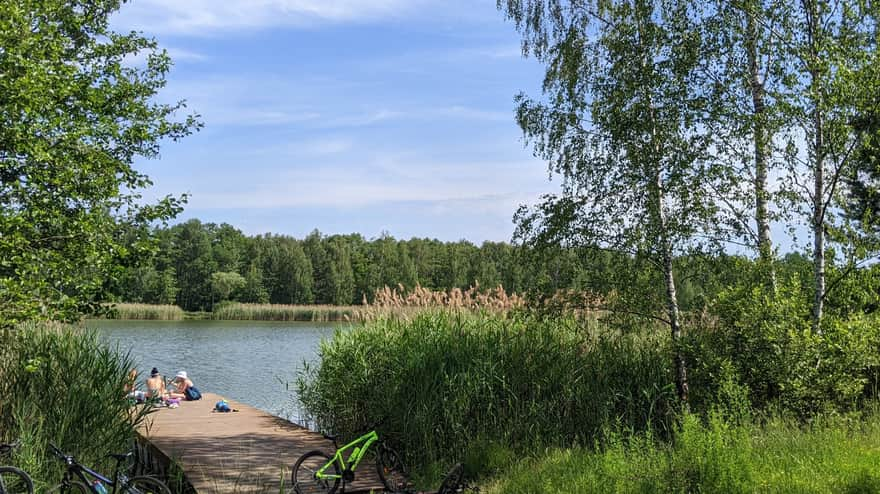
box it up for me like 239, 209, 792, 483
108, 218, 845, 314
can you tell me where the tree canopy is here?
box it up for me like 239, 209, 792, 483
0, 0, 199, 326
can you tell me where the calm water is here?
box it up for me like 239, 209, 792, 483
90, 319, 342, 421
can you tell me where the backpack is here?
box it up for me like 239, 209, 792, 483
184, 385, 202, 401
214, 400, 231, 412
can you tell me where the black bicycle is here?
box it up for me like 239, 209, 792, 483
46, 443, 170, 494
0, 441, 34, 494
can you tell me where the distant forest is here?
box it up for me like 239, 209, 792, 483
108, 219, 827, 313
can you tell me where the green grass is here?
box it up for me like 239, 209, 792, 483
102, 302, 185, 320
211, 302, 360, 321
0, 323, 158, 491
484, 410, 880, 493
297, 311, 676, 467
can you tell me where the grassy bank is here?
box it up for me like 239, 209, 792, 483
486, 410, 880, 493
103, 303, 186, 320
0, 323, 154, 491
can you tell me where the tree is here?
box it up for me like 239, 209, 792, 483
775, 0, 880, 331
0, 0, 199, 325
211, 271, 246, 304
499, 0, 717, 402
701, 0, 794, 284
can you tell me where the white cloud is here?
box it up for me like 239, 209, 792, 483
187, 155, 550, 210
114, 0, 429, 35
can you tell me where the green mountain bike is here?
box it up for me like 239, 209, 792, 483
292, 430, 408, 494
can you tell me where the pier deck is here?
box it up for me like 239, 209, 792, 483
140, 392, 384, 493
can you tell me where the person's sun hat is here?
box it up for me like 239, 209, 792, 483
175, 370, 187, 380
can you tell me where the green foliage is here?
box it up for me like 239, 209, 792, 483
0, 0, 198, 326
687, 271, 880, 416
297, 311, 676, 467
485, 410, 880, 493
210, 271, 246, 304
0, 323, 154, 490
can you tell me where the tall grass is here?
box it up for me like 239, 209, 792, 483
0, 323, 156, 491
104, 303, 185, 320
296, 311, 676, 467
211, 302, 359, 321
485, 410, 880, 493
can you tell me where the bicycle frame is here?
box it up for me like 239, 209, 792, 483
59, 463, 117, 493
315, 430, 380, 481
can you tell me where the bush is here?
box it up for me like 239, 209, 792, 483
0, 323, 153, 491
688, 275, 880, 417
296, 311, 676, 466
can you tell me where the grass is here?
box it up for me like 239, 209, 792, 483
297, 311, 676, 468
103, 303, 185, 320
483, 410, 880, 493
0, 323, 158, 491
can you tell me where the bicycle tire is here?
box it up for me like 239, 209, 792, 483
375, 444, 409, 492
124, 475, 171, 494
45, 481, 89, 494
437, 463, 464, 494
292, 450, 340, 494
0, 466, 34, 494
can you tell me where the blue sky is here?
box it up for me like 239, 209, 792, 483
111, 0, 553, 242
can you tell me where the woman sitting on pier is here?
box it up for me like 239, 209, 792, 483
169, 370, 201, 401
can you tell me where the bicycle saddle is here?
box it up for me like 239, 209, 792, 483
108, 452, 132, 462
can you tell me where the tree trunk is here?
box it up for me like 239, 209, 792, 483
805, 0, 825, 333
745, 5, 776, 287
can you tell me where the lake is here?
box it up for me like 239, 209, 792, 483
90, 319, 343, 422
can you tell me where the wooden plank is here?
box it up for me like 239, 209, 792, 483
140, 393, 385, 493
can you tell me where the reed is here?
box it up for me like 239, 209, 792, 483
0, 323, 156, 491
104, 303, 185, 320
211, 302, 359, 322
296, 311, 675, 468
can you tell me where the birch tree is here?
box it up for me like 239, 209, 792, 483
500, 0, 718, 403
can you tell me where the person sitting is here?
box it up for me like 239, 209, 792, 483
145, 367, 168, 402
124, 368, 146, 403
169, 370, 201, 401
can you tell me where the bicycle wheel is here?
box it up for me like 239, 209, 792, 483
0, 466, 34, 494
45, 481, 89, 494
124, 476, 172, 494
292, 450, 340, 494
375, 444, 409, 492
437, 463, 464, 494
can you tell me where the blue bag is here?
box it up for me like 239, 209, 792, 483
184, 385, 202, 401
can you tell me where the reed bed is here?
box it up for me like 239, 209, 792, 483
367, 283, 525, 311
211, 302, 359, 321
103, 303, 185, 320
297, 311, 675, 468
0, 323, 155, 491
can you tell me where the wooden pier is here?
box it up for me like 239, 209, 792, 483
140, 392, 384, 493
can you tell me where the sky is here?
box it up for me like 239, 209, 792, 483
110, 0, 553, 243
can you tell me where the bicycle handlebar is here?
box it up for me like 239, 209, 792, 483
49, 442, 74, 465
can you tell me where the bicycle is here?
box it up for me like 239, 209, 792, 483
46, 443, 170, 494
292, 430, 408, 494
0, 441, 34, 494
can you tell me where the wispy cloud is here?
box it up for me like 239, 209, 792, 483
113, 0, 431, 35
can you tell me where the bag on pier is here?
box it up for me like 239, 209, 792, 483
214, 400, 231, 412
184, 385, 202, 401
